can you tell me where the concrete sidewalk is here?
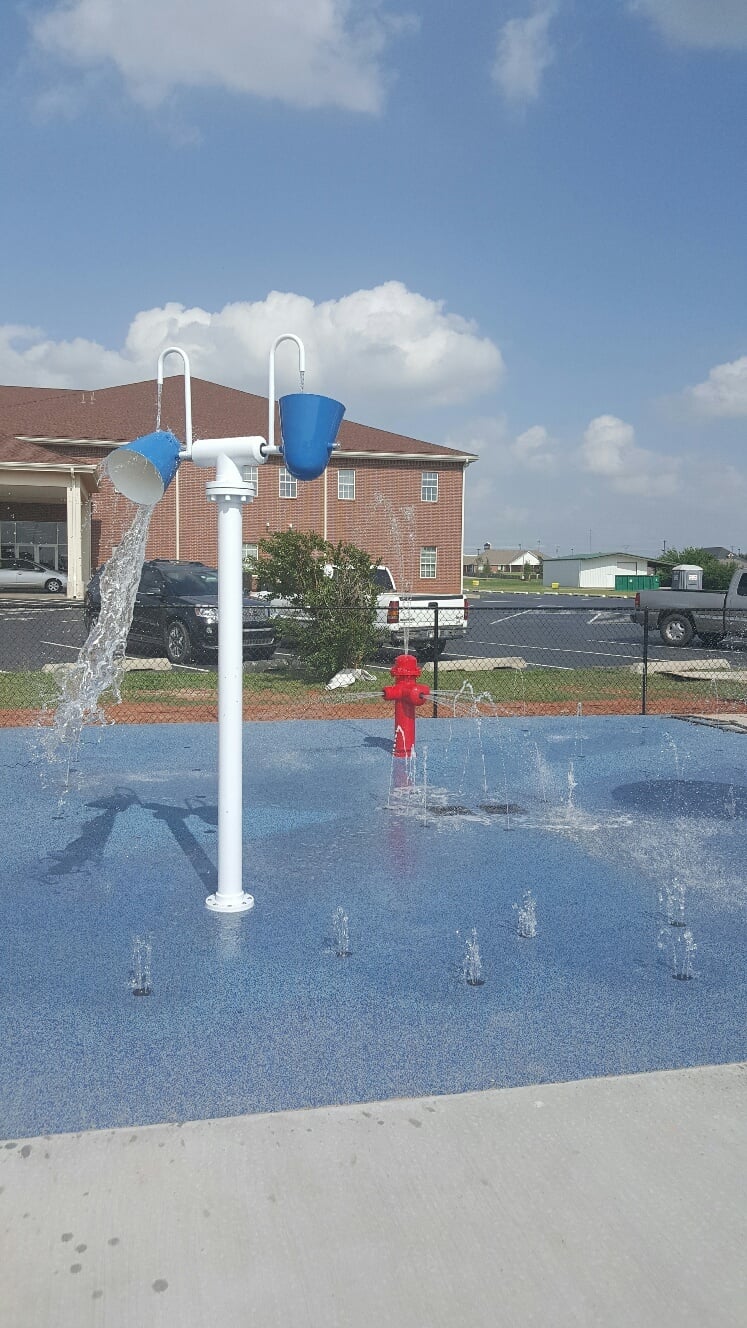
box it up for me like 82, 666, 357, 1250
2, 1063, 746, 1327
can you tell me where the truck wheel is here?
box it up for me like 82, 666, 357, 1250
659, 613, 694, 647
699, 633, 724, 649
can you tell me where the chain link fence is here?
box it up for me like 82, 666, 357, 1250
3, 593, 747, 729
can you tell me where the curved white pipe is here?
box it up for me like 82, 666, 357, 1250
156, 346, 192, 561
266, 333, 305, 456
157, 346, 193, 457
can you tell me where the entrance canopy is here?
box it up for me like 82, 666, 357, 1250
0, 464, 98, 598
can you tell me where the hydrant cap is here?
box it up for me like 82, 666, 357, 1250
390, 653, 420, 679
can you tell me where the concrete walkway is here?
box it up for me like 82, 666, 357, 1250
2, 1063, 746, 1327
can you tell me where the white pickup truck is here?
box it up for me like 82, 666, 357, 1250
267, 565, 469, 658
631, 567, 747, 647
372, 566, 469, 656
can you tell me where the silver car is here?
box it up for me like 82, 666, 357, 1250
0, 558, 67, 594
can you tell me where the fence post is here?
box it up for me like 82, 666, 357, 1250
430, 601, 439, 718
641, 607, 649, 715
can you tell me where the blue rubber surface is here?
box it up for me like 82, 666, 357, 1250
1, 715, 746, 1138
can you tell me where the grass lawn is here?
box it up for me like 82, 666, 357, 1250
422, 664, 738, 711
464, 576, 634, 597
2, 660, 744, 724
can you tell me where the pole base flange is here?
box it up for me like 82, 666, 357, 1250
205, 892, 255, 914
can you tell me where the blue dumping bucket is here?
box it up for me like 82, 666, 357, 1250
105, 430, 181, 505
279, 394, 345, 481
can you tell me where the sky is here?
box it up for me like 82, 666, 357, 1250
1, 0, 746, 557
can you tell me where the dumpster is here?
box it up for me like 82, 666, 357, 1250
614, 574, 660, 591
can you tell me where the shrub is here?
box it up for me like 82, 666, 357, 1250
253, 531, 381, 678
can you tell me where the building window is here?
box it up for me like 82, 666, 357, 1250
242, 543, 258, 566
421, 471, 438, 503
241, 466, 259, 497
279, 467, 297, 499
337, 469, 356, 500
0, 518, 68, 571
420, 546, 437, 579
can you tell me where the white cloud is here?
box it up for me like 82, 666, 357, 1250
0, 283, 504, 418
447, 411, 747, 554
456, 419, 558, 471
513, 424, 557, 470
0, 324, 127, 390
631, 1, 747, 51
31, 0, 410, 114
684, 355, 747, 417
579, 414, 679, 496
447, 416, 556, 545
492, 6, 557, 107
579, 414, 635, 477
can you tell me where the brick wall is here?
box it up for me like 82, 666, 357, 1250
88, 453, 465, 594
323, 458, 464, 594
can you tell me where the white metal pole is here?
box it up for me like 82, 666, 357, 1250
205, 467, 254, 914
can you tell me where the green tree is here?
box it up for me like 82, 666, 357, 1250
658, 547, 735, 592
254, 530, 381, 678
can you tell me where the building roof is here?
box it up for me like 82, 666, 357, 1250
544, 551, 659, 563
0, 379, 475, 465
464, 547, 541, 564
702, 546, 745, 562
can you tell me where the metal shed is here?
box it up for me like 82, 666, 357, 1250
542, 552, 657, 589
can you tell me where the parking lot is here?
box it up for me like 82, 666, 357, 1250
456, 595, 653, 672
0, 597, 87, 672
0, 590, 729, 676
446, 592, 747, 674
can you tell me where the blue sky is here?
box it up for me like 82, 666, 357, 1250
2, 0, 746, 555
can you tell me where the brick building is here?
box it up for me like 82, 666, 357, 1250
0, 377, 476, 599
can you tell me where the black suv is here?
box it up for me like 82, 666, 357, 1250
84, 560, 276, 665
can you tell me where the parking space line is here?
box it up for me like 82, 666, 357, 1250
459, 642, 643, 662
489, 610, 534, 624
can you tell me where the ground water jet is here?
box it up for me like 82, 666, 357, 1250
566, 761, 577, 813
462, 929, 484, 986
575, 702, 586, 758
332, 907, 351, 958
372, 493, 416, 654
660, 878, 686, 927
515, 890, 538, 938
667, 928, 697, 981
131, 935, 152, 996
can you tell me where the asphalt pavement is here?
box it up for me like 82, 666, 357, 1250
0, 597, 87, 672
1, 591, 742, 675
457, 594, 740, 671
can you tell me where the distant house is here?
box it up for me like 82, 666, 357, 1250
463, 543, 542, 577
702, 547, 747, 566
542, 551, 659, 589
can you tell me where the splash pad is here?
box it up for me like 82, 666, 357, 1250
2, 712, 746, 1139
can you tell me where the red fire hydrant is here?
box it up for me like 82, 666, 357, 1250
382, 654, 430, 757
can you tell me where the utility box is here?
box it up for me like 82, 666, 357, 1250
671, 564, 703, 591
